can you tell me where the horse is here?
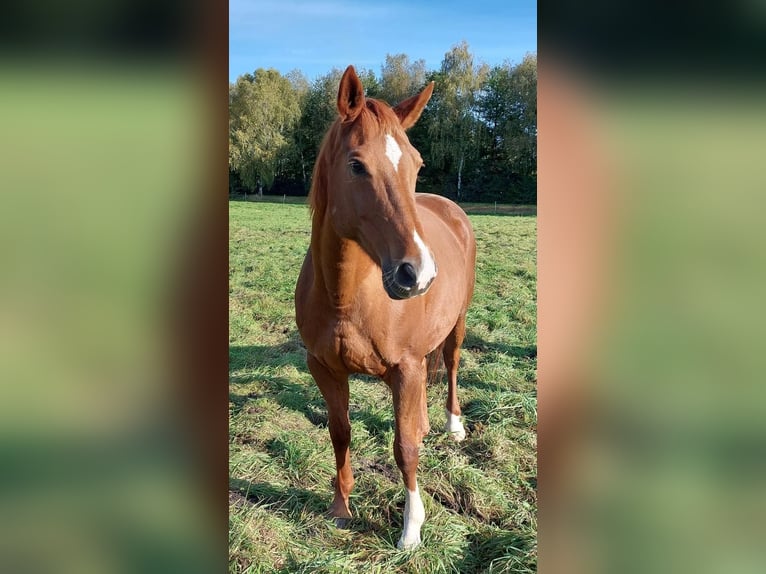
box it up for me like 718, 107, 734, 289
295, 65, 476, 550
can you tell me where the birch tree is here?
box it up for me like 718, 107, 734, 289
426, 41, 488, 200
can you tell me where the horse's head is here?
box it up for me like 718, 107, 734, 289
314, 65, 437, 300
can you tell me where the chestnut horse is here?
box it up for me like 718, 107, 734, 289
295, 66, 476, 549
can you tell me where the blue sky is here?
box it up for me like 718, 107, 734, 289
229, 0, 537, 82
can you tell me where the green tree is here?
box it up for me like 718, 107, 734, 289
357, 67, 382, 99
425, 41, 489, 200
477, 53, 537, 202
291, 68, 344, 191
280, 69, 311, 187
379, 53, 427, 106
229, 68, 301, 193
228, 50, 536, 203
492, 54, 536, 177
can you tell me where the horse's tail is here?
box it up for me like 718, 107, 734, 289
426, 341, 445, 387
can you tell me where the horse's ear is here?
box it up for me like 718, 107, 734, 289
337, 65, 365, 123
394, 82, 434, 130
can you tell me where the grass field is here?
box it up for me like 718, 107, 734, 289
230, 193, 537, 217
229, 200, 537, 573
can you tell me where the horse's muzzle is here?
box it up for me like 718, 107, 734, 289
382, 262, 436, 300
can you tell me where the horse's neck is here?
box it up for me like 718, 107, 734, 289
311, 218, 374, 309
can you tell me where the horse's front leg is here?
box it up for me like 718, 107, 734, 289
388, 357, 430, 550
307, 354, 354, 523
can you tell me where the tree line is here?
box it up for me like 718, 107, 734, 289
229, 42, 536, 204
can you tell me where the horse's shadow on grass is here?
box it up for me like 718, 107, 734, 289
351, 406, 393, 437
230, 368, 393, 436
229, 477, 328, 519
463, 331, 536, 362
459, 332, 536, 388
229, 331, 308, 374
230, 477, 394, 537
229, 329, 321, 419
456, 527, 536, 573
229, 329, 535, 428
229, 370, 328, 427
230, 334, 395, 434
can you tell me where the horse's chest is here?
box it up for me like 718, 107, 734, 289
302, 314, 387, 376
332, 321, 387, 375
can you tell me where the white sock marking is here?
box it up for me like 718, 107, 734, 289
445, 409, 466, 441
385, 134, 402, 172
397, 483, 425, 550
413, 230, 437, 290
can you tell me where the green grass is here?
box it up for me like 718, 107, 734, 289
230, 193, 536, 216
229, 200, 536, 573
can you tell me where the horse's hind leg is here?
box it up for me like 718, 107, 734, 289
307, 354, 354, 524
443, 313, 467, 441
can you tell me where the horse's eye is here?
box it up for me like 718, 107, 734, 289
348, 160, 367, 176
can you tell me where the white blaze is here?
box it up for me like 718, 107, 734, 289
385, 134, 402, 172
413, 231, 437, 290
445, 409, 466, 442
397, 483, 425, 550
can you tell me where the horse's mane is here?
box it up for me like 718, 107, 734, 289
309, 98, 402, 219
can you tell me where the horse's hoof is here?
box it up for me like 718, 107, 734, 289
328, 498, 352, 521
448, 427, 466, 442
397, 534, 421, 550
334, 517, 351, 529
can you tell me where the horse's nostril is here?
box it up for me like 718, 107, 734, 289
395, 262, 417, 289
